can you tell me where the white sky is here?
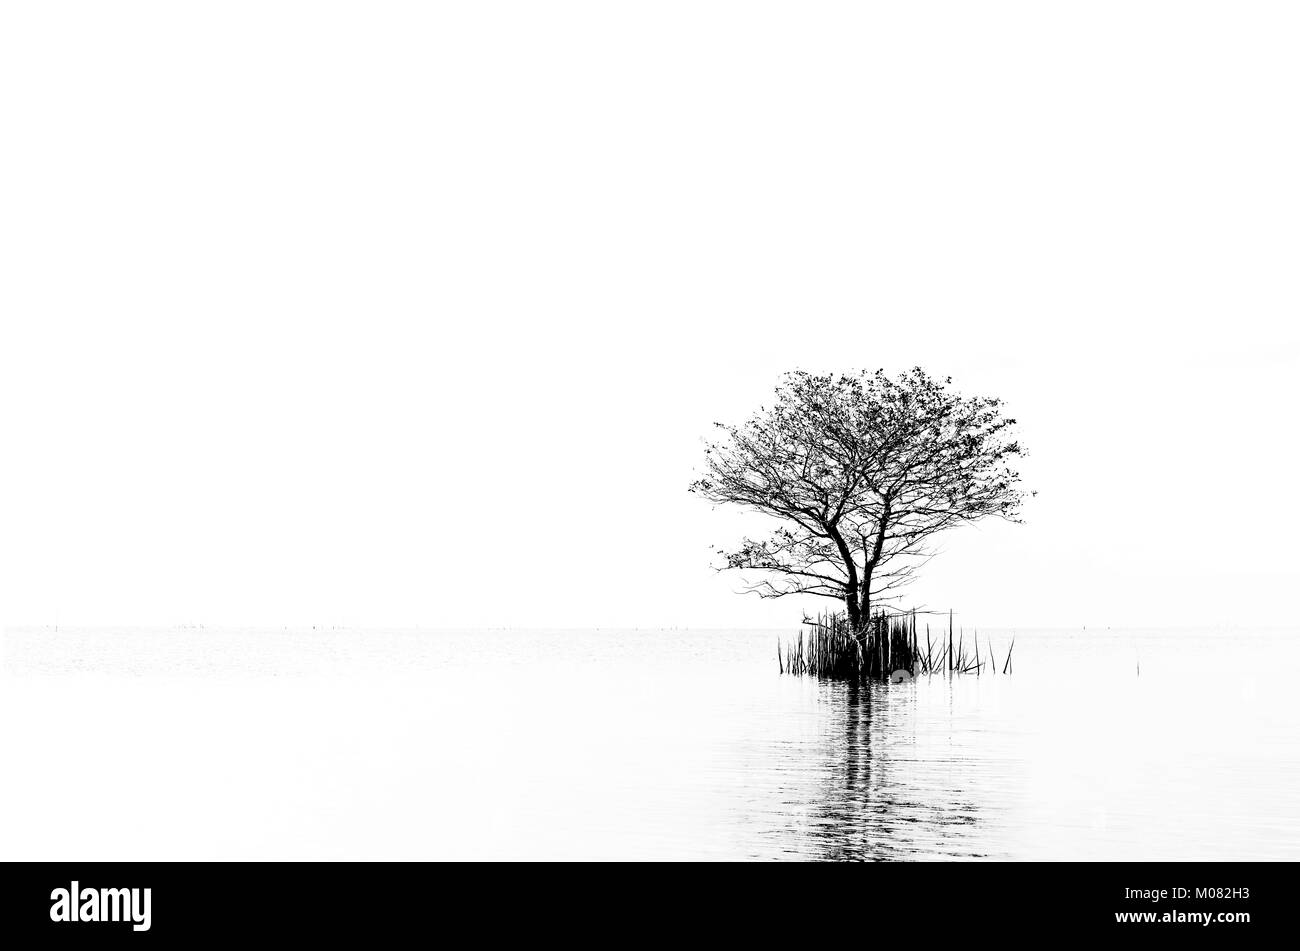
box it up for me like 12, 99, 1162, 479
2, 3, 1297, 630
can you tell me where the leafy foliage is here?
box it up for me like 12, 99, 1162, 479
690, 368, 1030, 630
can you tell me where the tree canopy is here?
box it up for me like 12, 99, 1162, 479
690, 368, 1030, 633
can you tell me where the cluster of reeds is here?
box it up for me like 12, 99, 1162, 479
778, 609, 1014, 682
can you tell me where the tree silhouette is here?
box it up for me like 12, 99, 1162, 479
691, 368, 1030, 634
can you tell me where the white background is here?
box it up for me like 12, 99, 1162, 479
3, 2, 1297, 630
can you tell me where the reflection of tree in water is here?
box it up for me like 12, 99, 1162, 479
804, 680, 989, 861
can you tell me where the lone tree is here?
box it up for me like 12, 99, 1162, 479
690, 368, 1029, 635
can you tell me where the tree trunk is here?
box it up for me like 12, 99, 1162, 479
825, 523, 864, 638
859, 567, 873, 633
845, 587, 862, 634
860, 503, 888, 635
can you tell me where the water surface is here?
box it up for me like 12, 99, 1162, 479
2, 626, 1296, 860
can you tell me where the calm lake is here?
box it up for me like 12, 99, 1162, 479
2, 626, 1297, 861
